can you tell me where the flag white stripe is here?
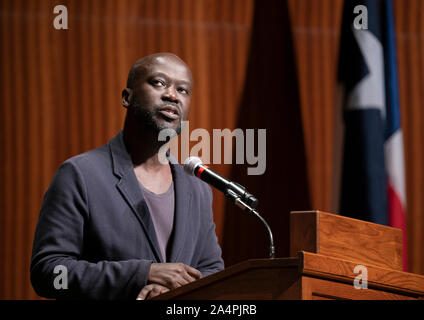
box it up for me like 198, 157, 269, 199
385, 130, 406, 206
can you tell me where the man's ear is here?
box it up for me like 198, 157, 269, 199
122, 88, 133, 108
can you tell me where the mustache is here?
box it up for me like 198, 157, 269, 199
157, 103, 181, 117
130, 99, 181, 116
129, 99, 183, 134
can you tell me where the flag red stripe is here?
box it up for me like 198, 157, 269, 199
387, 182, 408, 271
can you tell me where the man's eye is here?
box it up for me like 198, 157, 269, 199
178, 87, 188, 94
151, 79, 165, 87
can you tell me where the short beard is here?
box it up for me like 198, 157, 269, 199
130, 98, 182, 137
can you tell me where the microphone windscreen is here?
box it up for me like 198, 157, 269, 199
183, 156, 203, 176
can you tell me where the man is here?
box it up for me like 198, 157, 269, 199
30, 53, 224, 300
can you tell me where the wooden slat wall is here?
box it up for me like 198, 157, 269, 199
393, 0, 424, 276
288, 0, 344, 214
288, 0, 424, 276
1, 0, 424, 299
0, 0, 254, 299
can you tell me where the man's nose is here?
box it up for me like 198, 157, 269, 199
162, 86, 179, 103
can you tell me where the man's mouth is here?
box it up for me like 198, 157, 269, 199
158, 105, 180, 120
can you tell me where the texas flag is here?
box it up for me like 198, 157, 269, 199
338, 0, 407, 270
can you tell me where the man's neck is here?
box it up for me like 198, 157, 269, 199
123, 117, 173, 194
122, 116, 168, 169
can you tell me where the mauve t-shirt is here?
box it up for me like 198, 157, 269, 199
139, 182, 175, 262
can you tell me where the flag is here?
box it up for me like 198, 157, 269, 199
338, 0, 407, 270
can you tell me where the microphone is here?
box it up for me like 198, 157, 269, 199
184, 156, 275, 259
184, 157, 258, 208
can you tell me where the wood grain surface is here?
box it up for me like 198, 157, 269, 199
300, 251, 424, 297
291, 211, 403, 271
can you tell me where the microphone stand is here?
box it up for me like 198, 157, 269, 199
225, 189, 275, 259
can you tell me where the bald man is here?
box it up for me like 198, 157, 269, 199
30, 53, 224, 300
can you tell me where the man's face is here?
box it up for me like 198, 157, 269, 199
128, 56, 192, 135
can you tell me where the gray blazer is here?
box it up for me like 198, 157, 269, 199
30, 131, 224, 299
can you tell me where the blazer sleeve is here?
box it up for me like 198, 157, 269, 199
30, 161, 151, 300
195, 185, 225, 277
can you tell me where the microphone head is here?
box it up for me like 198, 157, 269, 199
184, 156, 203, 176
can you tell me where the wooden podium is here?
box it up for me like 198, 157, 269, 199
156, 211, 424, 300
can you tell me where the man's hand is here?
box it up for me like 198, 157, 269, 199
148, 263, 202, 290
136, 283, 169, 300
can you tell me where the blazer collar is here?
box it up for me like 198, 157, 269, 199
108, 131, 192, 262
109, 131, 162, 262
167, 160, 191, 262
109, 130, 135, 179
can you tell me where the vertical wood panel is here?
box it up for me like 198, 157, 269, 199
25, 0, 40, 299
1, 0, 13, 298
394, 0, 424, 275
13, 0, 25, 299
0, 0, 253, 299
288, 0, 343, 213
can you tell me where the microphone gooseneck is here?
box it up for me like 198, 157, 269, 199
184, 156, 275, 259
225, 189, 275, 259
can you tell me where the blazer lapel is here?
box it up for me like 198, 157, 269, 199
109, 131, 163, 263
167, 159, 192, 262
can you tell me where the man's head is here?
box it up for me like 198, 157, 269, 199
122, 53, 193, 135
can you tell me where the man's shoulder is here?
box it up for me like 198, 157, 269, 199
61, 143, 110, 172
